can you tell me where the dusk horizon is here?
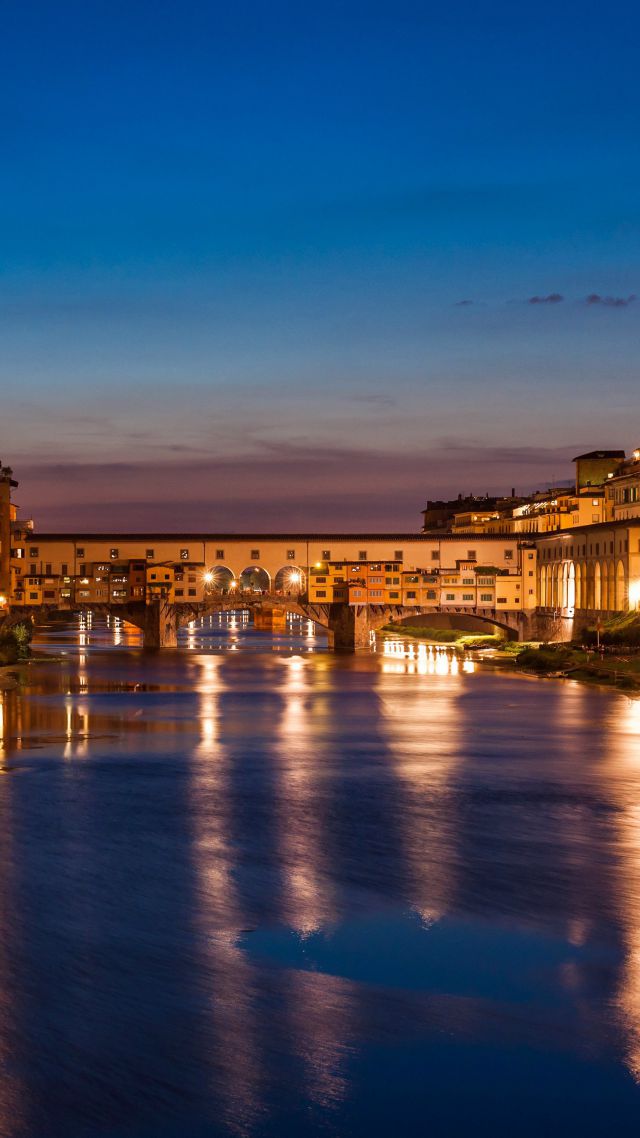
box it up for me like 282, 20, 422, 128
10, 439, 637, 532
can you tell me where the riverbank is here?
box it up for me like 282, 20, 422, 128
379, 623, 640, 694
512, 644, 640, 692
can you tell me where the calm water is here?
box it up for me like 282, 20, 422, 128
2, 613, 640, 1137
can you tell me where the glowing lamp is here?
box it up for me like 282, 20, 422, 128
203, 572, 214, 584
629, 580, 640, 610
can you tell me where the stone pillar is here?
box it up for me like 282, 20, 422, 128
143, 598, 178, 649
326, 603, 372, 650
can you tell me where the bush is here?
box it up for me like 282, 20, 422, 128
516, 646, 574, 673
0, 622, 32, 665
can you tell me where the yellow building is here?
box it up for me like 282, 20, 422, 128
146, 565, 176, 601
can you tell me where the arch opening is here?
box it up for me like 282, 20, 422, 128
204, 565, 236, 593
386, 611, 519, 641
274, 566, 306, 595
239, 566, 271, 593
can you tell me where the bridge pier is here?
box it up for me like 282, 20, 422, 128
325, 604, 372, 650
143, 598, 178, 649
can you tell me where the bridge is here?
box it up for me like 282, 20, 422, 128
3, 520, 640, 649
4, 589, 538, 651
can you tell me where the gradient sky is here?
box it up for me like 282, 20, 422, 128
2, 0, 639, 530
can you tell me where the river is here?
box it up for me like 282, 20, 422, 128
1, 612, 640, 1137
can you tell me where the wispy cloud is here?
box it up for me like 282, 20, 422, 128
585, 293, 636, 308
455, 299, 474, 306
528, 293, 563, 304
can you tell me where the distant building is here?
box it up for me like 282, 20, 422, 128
573, 450, 625, 492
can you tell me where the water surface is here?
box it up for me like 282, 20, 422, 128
1, 613, 640, 1137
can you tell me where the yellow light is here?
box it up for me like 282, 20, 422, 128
203, 572, 214, 584
230, 580, 237, 589
315, 562, 322, 568
290, 571, 301, 585
0, 595, 6, 607
629, 580, 640, 610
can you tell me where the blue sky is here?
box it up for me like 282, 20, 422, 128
2, 0, 639, 529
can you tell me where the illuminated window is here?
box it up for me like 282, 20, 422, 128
146, 549, 155, 560
504, 550, 513, 561
110, 548, 119, 559
287, 549, 296, 559
180, 549, 189, 560
322, 550, 331, 559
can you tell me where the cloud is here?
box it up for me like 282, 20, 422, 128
455, 299, 474, 306
585, 293, 636, 308
528, 293, 564, 305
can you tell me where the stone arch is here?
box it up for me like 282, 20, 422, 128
616, 560, 627, 610
606, 560, 616, 610
387, 610, 520, 641
552, 563, 561, 609
205, 565, 235, 593
600, 561, 609, 612
575, 562, 582, 609
585, 562, 595, 611
239, 566, 271, 592
273, 565, 306, 595
566, 562, 576, 611
539, 563, 548, 607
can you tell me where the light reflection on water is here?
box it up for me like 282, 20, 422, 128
1, 614, 640, 1136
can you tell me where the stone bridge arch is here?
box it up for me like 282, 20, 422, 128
273, 565, 306, 595
238, 566, 271, 592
